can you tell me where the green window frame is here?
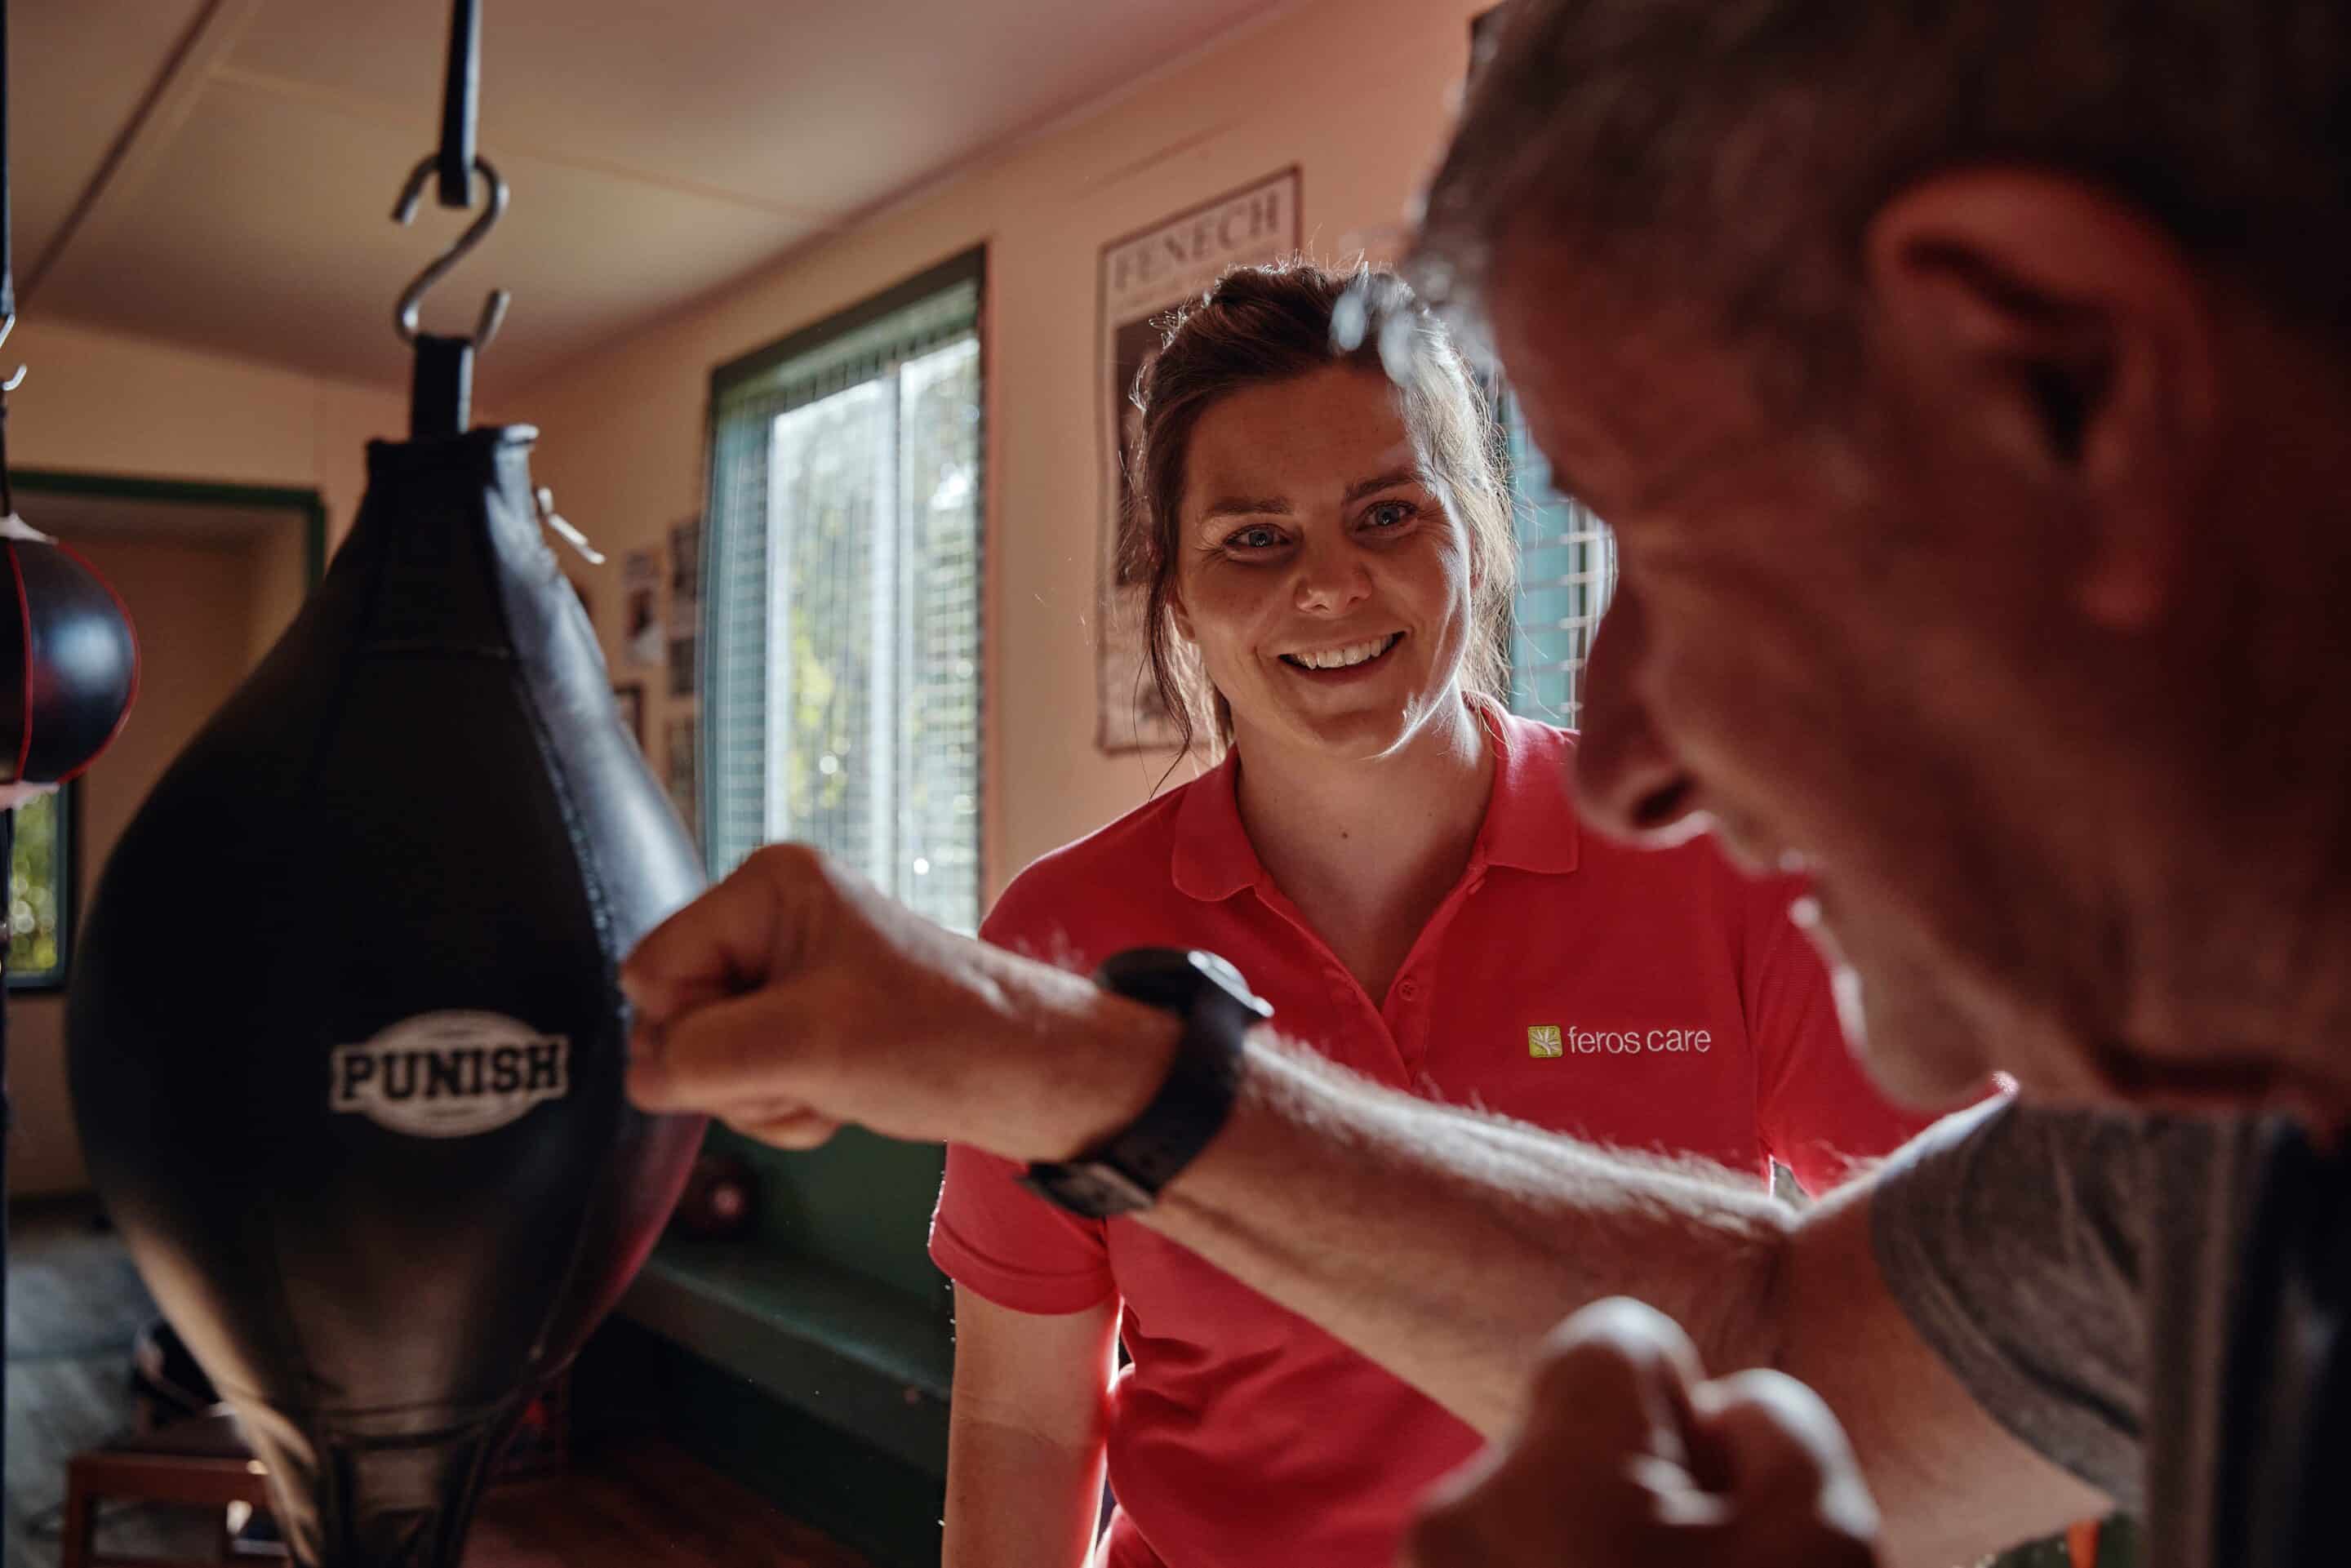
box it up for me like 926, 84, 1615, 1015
702, 249, 987, 935
6, 784, 73, 993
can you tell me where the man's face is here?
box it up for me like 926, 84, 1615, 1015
1487, 247, 2132, 1108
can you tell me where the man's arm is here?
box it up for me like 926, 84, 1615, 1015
623, 847, 2110, 1567
1145, 1039, 2111, 1568
1146, 1038, 1787, 1433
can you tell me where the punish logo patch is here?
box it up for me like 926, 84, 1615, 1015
330, 1011, 569, 1138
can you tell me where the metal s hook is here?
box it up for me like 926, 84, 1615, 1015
535, 485, 604, 565
0, 314, 24, 393
390, 153, 510, 349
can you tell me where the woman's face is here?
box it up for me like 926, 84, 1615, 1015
1172, 365, 1476, 761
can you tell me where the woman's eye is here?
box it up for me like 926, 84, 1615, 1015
1363, 500, 1416, 531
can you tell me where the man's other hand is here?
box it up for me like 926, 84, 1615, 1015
1404, 1298, 1881, 1568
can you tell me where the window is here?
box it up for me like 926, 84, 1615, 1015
703, 251, 984, 934
1500, 393, 1616, 729
7, 785, 73, 991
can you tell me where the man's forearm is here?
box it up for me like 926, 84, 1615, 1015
1140, 1033, 1795, 1437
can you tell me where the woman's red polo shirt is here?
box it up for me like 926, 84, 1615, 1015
930, 708, 1935, 1568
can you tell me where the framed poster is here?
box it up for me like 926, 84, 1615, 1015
1095, 167, 1301, 753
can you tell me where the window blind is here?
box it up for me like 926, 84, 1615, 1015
1501, 393, 1616, 729
704, 258, 984, 934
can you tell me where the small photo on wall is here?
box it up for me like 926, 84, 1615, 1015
669, 518, 702, 607
664, 713, 699, 841
611, 682, 645, 750
623, 548, 664, 670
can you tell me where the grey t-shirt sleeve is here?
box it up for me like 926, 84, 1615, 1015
1870, 1098, 2163, 1508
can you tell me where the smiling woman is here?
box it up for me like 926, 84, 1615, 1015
926, 261, 1938, 1568
1124, 265, 1515, 759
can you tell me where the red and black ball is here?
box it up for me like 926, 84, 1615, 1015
0, 525, 137, 784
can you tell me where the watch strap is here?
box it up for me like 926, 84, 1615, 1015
1019, 950, 1266, 1216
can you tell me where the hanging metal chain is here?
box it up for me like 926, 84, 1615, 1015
393, 0, 509, 437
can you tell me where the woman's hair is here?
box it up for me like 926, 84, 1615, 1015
1124, 260, 1517, 758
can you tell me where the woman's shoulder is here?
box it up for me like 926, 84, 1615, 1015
981, 775, 1205, 948
1489, 707, 1784, 906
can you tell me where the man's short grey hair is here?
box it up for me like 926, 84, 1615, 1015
1411, 0, 2351, 370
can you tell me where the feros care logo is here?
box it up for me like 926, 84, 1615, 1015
1528, 1021, 1715, 1059
330, 1012, 569, 1139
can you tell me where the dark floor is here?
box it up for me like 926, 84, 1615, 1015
5, 1198, 215, 1568
3, 1202, 872, 1568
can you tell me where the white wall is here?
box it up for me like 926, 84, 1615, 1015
6, 0, 1491, 1193
9, 316, 402, 549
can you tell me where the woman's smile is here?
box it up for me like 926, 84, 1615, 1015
1277, 631, 1406, 679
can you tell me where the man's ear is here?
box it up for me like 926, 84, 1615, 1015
1861, 171, 2218, 629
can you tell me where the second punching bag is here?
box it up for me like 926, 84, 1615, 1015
69, 426, 705, 1568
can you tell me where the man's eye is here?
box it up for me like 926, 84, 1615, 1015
1364, 500, 1415, 530
1227, 526, 1284, 551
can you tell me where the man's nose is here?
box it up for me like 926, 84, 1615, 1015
1574, 586, 1705, 842
1293, 535, 1371, 615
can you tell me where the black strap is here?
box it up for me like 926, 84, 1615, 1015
1, 0, 13, 327
1, 0, 15, 520
436, 0, 480, 211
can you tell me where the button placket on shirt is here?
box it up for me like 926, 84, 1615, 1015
1385, 867, 1486, 1076
1247, 877, 1409, 1079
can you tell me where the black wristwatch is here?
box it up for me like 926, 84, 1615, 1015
1020, 948, 1272, 1218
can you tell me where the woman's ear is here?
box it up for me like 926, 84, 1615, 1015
1167, 583, 1195, 643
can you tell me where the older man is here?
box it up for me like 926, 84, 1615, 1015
1394, 0, 2349, 1562
623, 3, 2349, 1565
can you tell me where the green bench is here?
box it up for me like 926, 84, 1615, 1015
581, 1128, 954, 1568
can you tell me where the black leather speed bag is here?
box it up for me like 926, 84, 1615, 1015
68, 427, 707, 1568
0, 520, 139, 783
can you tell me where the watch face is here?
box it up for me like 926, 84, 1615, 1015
1098, 947, 1270, 1020
1188, 950, 1256, 1002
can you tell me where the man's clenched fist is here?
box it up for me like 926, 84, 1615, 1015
620, 844, 1180, 1160
1405, 1298, 1880, 1568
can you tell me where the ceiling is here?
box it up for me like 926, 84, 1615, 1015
13, 0, 1289, 397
